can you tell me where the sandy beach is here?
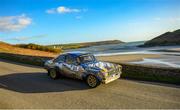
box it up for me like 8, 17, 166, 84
97, 46, 180, 68
97, 54, 161, 63
163, 48, 180, 52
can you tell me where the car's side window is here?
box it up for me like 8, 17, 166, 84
66, 55, 78, 65
53, 55, 65, 63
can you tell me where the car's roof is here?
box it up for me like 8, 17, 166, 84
62, 51, 92, 57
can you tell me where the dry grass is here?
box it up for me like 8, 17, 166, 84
0, 42, 57, 57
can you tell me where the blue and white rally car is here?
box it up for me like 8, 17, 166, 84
44, 52, 122, 88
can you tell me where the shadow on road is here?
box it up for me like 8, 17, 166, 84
0, 72, 90, 93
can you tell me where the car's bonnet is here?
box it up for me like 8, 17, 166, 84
82, 61, 116, 72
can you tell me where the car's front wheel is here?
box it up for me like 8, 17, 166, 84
49, 69, 59, 79
86, 75, 100, 88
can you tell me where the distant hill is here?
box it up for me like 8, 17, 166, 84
48, 40, 124, 50
139, 29, 180, 47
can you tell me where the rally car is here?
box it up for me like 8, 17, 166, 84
44, 52, 122, 88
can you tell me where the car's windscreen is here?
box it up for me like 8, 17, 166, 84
66, 55, 78, 65
79, 54, 96, 63
53, 55, 65, 62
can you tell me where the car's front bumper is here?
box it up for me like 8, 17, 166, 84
101, 72, 121, 84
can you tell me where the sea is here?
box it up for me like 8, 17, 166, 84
66, 41, 180, 68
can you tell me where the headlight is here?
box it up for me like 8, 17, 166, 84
100, 70, 108, 77
117, 65, 122, 72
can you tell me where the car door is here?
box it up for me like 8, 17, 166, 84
61, 54, 85, 79
52, 55, 65, 72
61, 55, 79, 78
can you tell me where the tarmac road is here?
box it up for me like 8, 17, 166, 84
0, 59, 180, 109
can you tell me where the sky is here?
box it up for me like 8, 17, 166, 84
0, 0, 180, 45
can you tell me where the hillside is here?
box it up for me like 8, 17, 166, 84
0, 41, 56, 57
140, 29, 180, 47
47, 40, 124, 50
0, 40, 123, 57
16, 43, 62, 53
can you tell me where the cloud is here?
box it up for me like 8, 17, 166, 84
75, 16, 83, 19
46, 9, 56, 14
154, 17, 161, 21
57, 6, 80, 13
153, 17, 180, 23
0, 14, 32, 32
6, 34, 47, 41
46, 6, 86, 14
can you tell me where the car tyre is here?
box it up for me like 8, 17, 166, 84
86, 74, 100, 88
49, 69, 59, 79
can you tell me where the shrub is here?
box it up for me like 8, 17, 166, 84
16, 43, 62, 53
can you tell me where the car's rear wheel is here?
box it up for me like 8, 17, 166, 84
86, 75, 100, 88
49, 69, 59, 79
